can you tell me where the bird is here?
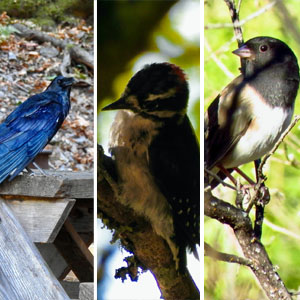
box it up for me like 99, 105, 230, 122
0, 75, 74, 184
102, 62, 200, 273
205, 36, 299, 187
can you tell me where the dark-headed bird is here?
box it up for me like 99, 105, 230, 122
0, 76, 74, 184
102, 63, 199, 273
205, 37, 299, 187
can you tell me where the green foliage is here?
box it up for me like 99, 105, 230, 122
0, 0, 92, 26
0, 25, 18, 42
205, 0, 300, 298
0, 0, 46, 19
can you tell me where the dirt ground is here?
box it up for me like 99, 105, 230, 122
0, 13, 94, 172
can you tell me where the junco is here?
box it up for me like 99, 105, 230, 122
205, 36, 300, 186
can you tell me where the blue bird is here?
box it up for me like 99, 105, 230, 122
0, 76, 74, 184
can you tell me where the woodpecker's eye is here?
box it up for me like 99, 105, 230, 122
259, 45, 268, 52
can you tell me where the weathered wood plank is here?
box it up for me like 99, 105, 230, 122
7, 198, 75, 243
64, 219, 94, 266
60, 281, 80, 299
36, 235, 93, 281
0, 198, 70, 300
79, 283, 94, 300
54, 219, 94, 282
0, 171, 93, 199
36, 243, 69, 278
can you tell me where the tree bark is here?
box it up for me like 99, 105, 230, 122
98, 146, 200, 300
205, 190, 292, 300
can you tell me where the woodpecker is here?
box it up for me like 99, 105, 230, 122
102, 62, 200, 272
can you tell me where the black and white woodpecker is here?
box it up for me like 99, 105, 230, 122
102, 62, 200, 272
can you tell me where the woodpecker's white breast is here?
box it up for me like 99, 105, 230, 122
108, 111, 162, 210
108, 110, 177, 257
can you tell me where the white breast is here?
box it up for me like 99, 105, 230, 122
108, 110, 175, 251
223, 99, 293, 169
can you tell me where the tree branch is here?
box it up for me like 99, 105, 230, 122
205, 1, 296, 299
205, 1, 277, 30
204, 242, 252, 267
205, 190, 292, 300
97, 145, 199, 300
223, 0, 243, 46
12, 23, 93, 69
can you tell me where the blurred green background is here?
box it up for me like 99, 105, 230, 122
205, 1, 300, 299
97, 1, 200, 299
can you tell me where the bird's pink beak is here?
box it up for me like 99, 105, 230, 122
233, 45, 254, 58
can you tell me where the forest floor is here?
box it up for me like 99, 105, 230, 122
0, 12, 94, 172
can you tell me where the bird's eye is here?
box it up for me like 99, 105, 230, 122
259, 45, 268, 52
57, 79, 62, 84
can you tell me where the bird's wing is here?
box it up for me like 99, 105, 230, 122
148, 115, 200, 255
205, 75, 254, 169
0, 92, 66, 183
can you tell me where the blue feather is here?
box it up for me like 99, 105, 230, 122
0, 76, 74, 184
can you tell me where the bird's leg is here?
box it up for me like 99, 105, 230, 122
218, 166, 253, 202
219, 163, 267, 240
233, 167, 255, 185
218, 165, 255, 186
218, 165, 237, 185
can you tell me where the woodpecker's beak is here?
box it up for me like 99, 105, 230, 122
232, 44, 254, 58
102, 97, 128, 111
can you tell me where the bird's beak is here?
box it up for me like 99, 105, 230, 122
62, 77, 75, 87
102, 97, 128, 111
232, 45, 254, 58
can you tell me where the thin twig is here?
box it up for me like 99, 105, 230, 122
264, 219, 300, 241
204, 168, 237, 190
204, 242, 252, 267
204, 36, 235, 79
223, 0, 243, 46
205, 1, 277, 30
258, 115, 300, 179
245, 178, 268, 214
236, 0, 242, 14
206, 35, 237, 59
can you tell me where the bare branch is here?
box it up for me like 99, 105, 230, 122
204, 37, 235, 79
205, 2, 298, 299
264, 219, 300, 241
204, 168, 237, 190
205, 242, 252, 266
258, 115, 300, 178
205, 190, 292, 299
205, 1, 277, 30
223, 0, 243, 46
98, 145, 200, 300
13, 23, 93, 69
